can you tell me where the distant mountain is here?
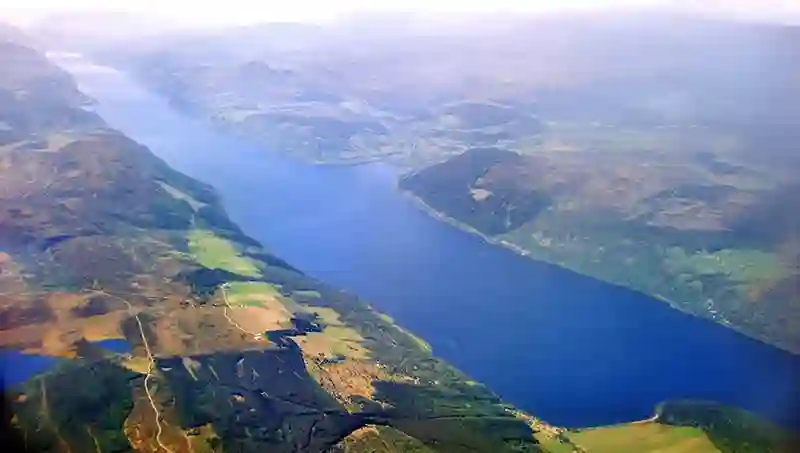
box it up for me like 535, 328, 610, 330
0, 39, 99, 146
0, 22, 28, 43
29, 11, 178, 48
81, 13, 799, 169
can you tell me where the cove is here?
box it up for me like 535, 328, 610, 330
54, 54, 800, 429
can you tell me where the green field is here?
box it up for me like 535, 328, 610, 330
663, 247, 786, 284
293, 289, 322, 298
568, 422, 719, 453
225, 282, 283, 307
535, 435, 576, 453
187, 229, 262, 277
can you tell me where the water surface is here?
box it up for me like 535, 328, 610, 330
92, 339, 133, 354
0, 350, 58, 389
55, 54, 800, 429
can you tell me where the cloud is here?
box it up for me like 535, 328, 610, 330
1, 0, 797, 27
1, 0, 666, 26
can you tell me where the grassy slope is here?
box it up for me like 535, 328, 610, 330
187, 229, 262, 277
654, 401, 799, 453
401, 147, 799, 354
569, 423, 719, 453
561, 400, 800, 453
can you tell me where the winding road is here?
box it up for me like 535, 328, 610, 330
219, 283, 264, 340
92, 290, 175, 453
82, 283, 264, 453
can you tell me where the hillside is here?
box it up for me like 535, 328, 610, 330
0, 30, 545, 453
565, 401, 799, 453
401, 146, 800, 354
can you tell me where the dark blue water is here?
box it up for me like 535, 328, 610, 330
56, 55, 800, 429
0, 350, 58, 389
0, 340, 130, 389
92, 339, 132, 354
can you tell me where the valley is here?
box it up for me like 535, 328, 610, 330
0, 13, 798, 453
78, 12, 800, 355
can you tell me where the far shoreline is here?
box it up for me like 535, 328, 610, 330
396, 187, 798, 357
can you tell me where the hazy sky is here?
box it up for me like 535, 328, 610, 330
2, 0, 799, 27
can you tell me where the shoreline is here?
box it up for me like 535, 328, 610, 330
398, 188, 799, 357
128, 91, 800, 357
105, 66, 797, 357
572, 412, 662, 432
